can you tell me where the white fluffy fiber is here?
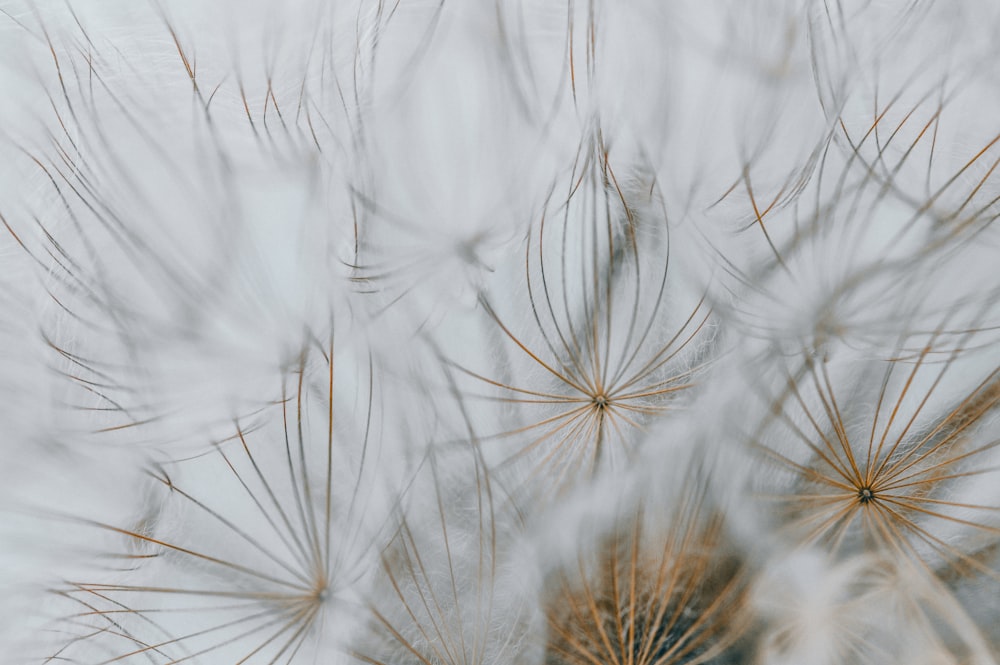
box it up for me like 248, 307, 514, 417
3, 1, 1000, 664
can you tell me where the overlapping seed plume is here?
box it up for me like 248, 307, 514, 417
2, 2, 1000, 665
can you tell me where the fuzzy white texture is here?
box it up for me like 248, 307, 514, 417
3, 1, 1000, 664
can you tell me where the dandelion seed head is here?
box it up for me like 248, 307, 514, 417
4, 1, 1000, 663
